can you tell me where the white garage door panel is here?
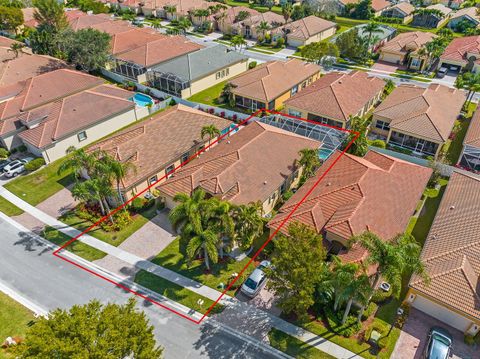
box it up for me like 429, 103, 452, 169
412, 295, 471, 332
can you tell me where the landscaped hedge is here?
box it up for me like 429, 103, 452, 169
324, 307, 362, 337
361, 302, 378, 321
371, 287, 393, 304
24, 158, 45, 172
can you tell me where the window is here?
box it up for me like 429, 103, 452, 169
77, 131, 87, 142
375, 120, 390, 131
149, 175, 158, 185
165, 164, 175, 178
216, 68, 230, 80
181, 152, 189, 164
288, 109, 302, 118
410, 58, 422, 68
291, 85, 299, 96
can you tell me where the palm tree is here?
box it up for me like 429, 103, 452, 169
345, 116, 369, 157
455, 71, 480, 109
282, 3, 293, 24
193, 8, 210, 23
235, 10, 250, 22
324, 256, 359, 312
363, 22, 383, 54
8, 42, 25, 59
340, 273, 372, 324
232, 202, 264, 250
104, 159, 137, 206
150, 19, 162, 30
209, 198, 235, 258
231, 35, 247, 51
222, 82, 237, 107
257, 21, 270, 40
186, 227, 219, 271
298, 148, 320, 181
176, 16, 192, 35
71, 178, 106, 215
201, 124, 221, 147
163, 5, 177, 19
58, 146, 102, 180
168, 189, 206, 234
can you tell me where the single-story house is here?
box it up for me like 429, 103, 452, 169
411, 4, 452, 29
371, 84, 465, 158
157, 120, 321, 214
146, 44, 248, 98
214, 6, 260, 35
335, 0, 392, 17
381, 2, 416, 24
270, 15, 336, 48
440, 0, 464, 9
439, 35, 480, 72
379, 31, 438, 71
449, 7, 480, 31
88, 104, 233, 201
230, 11, 285, 40
268, 150, 431, 268
459, 107, 480, 172
407, 171, 480, 337
284, 71, 386, 129
229, 59, 321, 112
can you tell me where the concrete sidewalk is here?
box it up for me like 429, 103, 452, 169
0, 186, 361, 359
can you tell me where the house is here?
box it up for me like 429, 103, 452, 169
146, 44, 248, 98
381, 2, 415, 23
407, 171, 480, 337
270, 15, 337, 48
371, 84, 465, 158
449, 7, 480, 31
88, 104, 233, 200
157, 120, 321, 214
459, 108, 480, 172
439, 35, 480, 72
339, 23, 396, 52
440, 0, 464, 9
284, 71, 386, 129
228, 59, 321, 111
335, 0, 392, 17
215, 6, 260, 34
378, 31, 438, 71
230, 11, 285, 40
268, 150, 431, 267
411, 4, 452, 29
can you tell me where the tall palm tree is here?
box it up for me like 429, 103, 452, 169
71, 178, 106, 215
345, 116, 369, 157
222, 82, 237, 107
363, 22, 383, 53
324, 256, 359, 312
176, 16, 192, 35
8, 42, 25, 59
232, 202, 264, 250
104, 158, 137, 206
455, 71, 480, 109
298, 148, 320, 181
186, 226, 219, 271
58, 146, 102, 180
168, 189, 206, 234
163, 5, 177, 19
340, 273, 372, 324
201, 124, 221, 147
282, 3, 293, 24
257, 20, 270, 40
231, 34, 247, 50
208, 198, 235, 258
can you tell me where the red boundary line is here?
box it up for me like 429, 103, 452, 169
52, 109, 358, 325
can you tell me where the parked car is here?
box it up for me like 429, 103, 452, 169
240, 261, 272, 298
437, 67, 448, 78
424, 327, 452, 359
0, 159, 11, 172
3, 157, 34, 178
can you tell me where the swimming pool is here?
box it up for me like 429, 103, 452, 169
131, 93, 154, 107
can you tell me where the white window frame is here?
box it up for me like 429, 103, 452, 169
77, 131, 87, 142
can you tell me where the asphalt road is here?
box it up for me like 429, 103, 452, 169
0, 217, 283, 359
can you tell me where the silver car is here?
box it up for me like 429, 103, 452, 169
240, 260, 271, 298
3, 157, 34, 178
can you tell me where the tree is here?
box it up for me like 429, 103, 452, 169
185, 225, 219, 270
0, 6, 23, 33
266, 222, 327, 320
231, 34, 247, 50
176, 16, 192, 35
291, 4, 313, 21
8, 41, 25, 58
298, 148, 320, 182
345, 116, 369, 157
201, 124, 221, 147
336, 28, 367, 60
208, 198, 235, 257
323, 257, 359, 313
104, 157, 136, 206
193, 8, 210, 23
300, 41, 339, 64
232, 202, 264, 250
351, 0, 373, 19
257, 20, 270, 39
58, 146, 102, 179
163, 5, 177, 19
363, 21, 382, 54
19, 298, 163, 358
33, 0, 68, 31
339, 271, 372, 324
455, 71, 480, 109
235, 10, 250, 22
222, 82, 237, 107
281, 2, 292, 23
150, 18, 162, 30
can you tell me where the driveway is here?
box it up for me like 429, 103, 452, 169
393, 308, 478, 359
36, 185, 77, 218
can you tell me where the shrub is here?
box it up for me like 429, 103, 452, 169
275, 37, 285, 48
396, 304, 410, 329
371, 287, 393, 304
370, 139, 386, 149
24, 158, 46, 172
170, 98, 176, 106
156, 201, 165, 211
365, 320, 389, 347
0, 148, 9, 159
17, 145, 27, 153
324, 307, 361, 337
464, 334, 475, 346
130, 197, 146, 212
282, 190, 293, 201
248, 61, 257, 69
361, 302, 378, 321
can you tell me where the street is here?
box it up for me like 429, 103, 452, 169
0, 217, 284, 359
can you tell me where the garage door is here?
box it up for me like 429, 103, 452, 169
380, 52, 403, 64
412, 295, 472, 332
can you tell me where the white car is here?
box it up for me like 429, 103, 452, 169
3, 157, 34, 178
240, 260, 272, 298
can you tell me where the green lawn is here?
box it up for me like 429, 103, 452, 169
251, 44, 284, 53
4, 157, 74, 206
335, 17, 438, 34
225, 0, 282, 14
0, 292, 34, 358
390, 73, 432, 83
188, 80, 228, 108
0, 197, 24, 217
42, 226, 106, 261
446, 103, 477, 164
268, 328, 336, 359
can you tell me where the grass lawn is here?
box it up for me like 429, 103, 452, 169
42, 226, 106, 261
268, 328, 336, 359
60, 205, 157, 248
4, 157, 74, 206
188, 80, 228, 108
251, 44, 283, 53
334, 17, 438, 34
0, 292, 34, 358
225, 0, 282, 14
149, 237, 259, 296
134, 270, 224, 315
446, 103, 477, 164
0, 197, 23, 217
390, 73, 432, 83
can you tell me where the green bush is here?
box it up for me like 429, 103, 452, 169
361, 302, 378, 321
248, 61, 257, 69
369, 139, 386, 149
282, 190, 293, 201
24, 158, 45, 172
130, 197, 146, 212
324, 307, 362, 337
17, 145, 27, 153
0, 148, 9, 159
371, 288, 393, 304
275, 37, 285, 48
365, 320, 388, 346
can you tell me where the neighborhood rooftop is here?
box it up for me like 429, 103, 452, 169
271, 15, 336, 41
381, 31, 438, 55
440, 35, 480, 65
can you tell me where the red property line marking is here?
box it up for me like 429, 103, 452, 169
53, 109, 358, 325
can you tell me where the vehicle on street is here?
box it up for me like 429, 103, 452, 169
424, 326, 453, 359
240, 261, 271, 298
3, 157, 34, 178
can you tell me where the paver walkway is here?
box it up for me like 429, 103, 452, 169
0, 186, 361, 359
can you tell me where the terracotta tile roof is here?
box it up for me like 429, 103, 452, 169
389, 2, 415, 16
440, 35, 480, 65
450, 7, 480, 23
271, 16, 336, 41
0, 69, 104, 133
215, 6, 260, 26
284, 71, 385, 122
373, 84, 465, 143
268, 150, 431, 263
89, 105, 232, 189
158, 121, 321, 205
230, 59, 321, 103
426, 3, 452, 16
232, 11, 284, 30
410, 171, 480, 321
18, 84, 134, 148
68, 13, 112, 31
381, 31, 437, 55
21, 7, 38, 28
464, 107, 480, 148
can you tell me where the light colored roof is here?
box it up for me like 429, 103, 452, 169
426, 3, 453, 16
233, 11, 284, 29
410, 171, 480, 322
230, 59, 321, 103
68, 13, 112, 31
158, 121, 321, 205
268, 150, 431, 263
284, 71, 385, 122
215, 6, 260, 26
389, 2, 415, 16
464, 107, 480, 148
440, 35, 480, 64
450, 7, 480, 23
373, 84, 465, 143
381, 31, 437, 54
18, 85, 134, 148
272, 15, 336, 41
151, 44, 247, 82
89, 104, 232, 189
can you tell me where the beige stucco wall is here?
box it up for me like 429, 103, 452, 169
287, 27, 337, 48
379, 50, 405, 64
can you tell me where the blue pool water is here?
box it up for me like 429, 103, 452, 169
132, 93, 154, 107
319, 147, 333, 161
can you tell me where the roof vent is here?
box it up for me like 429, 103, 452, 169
227, 140, 231, 144
264, 181, 267, 185
326, 182, 331, 186
449, 205, 455, 210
